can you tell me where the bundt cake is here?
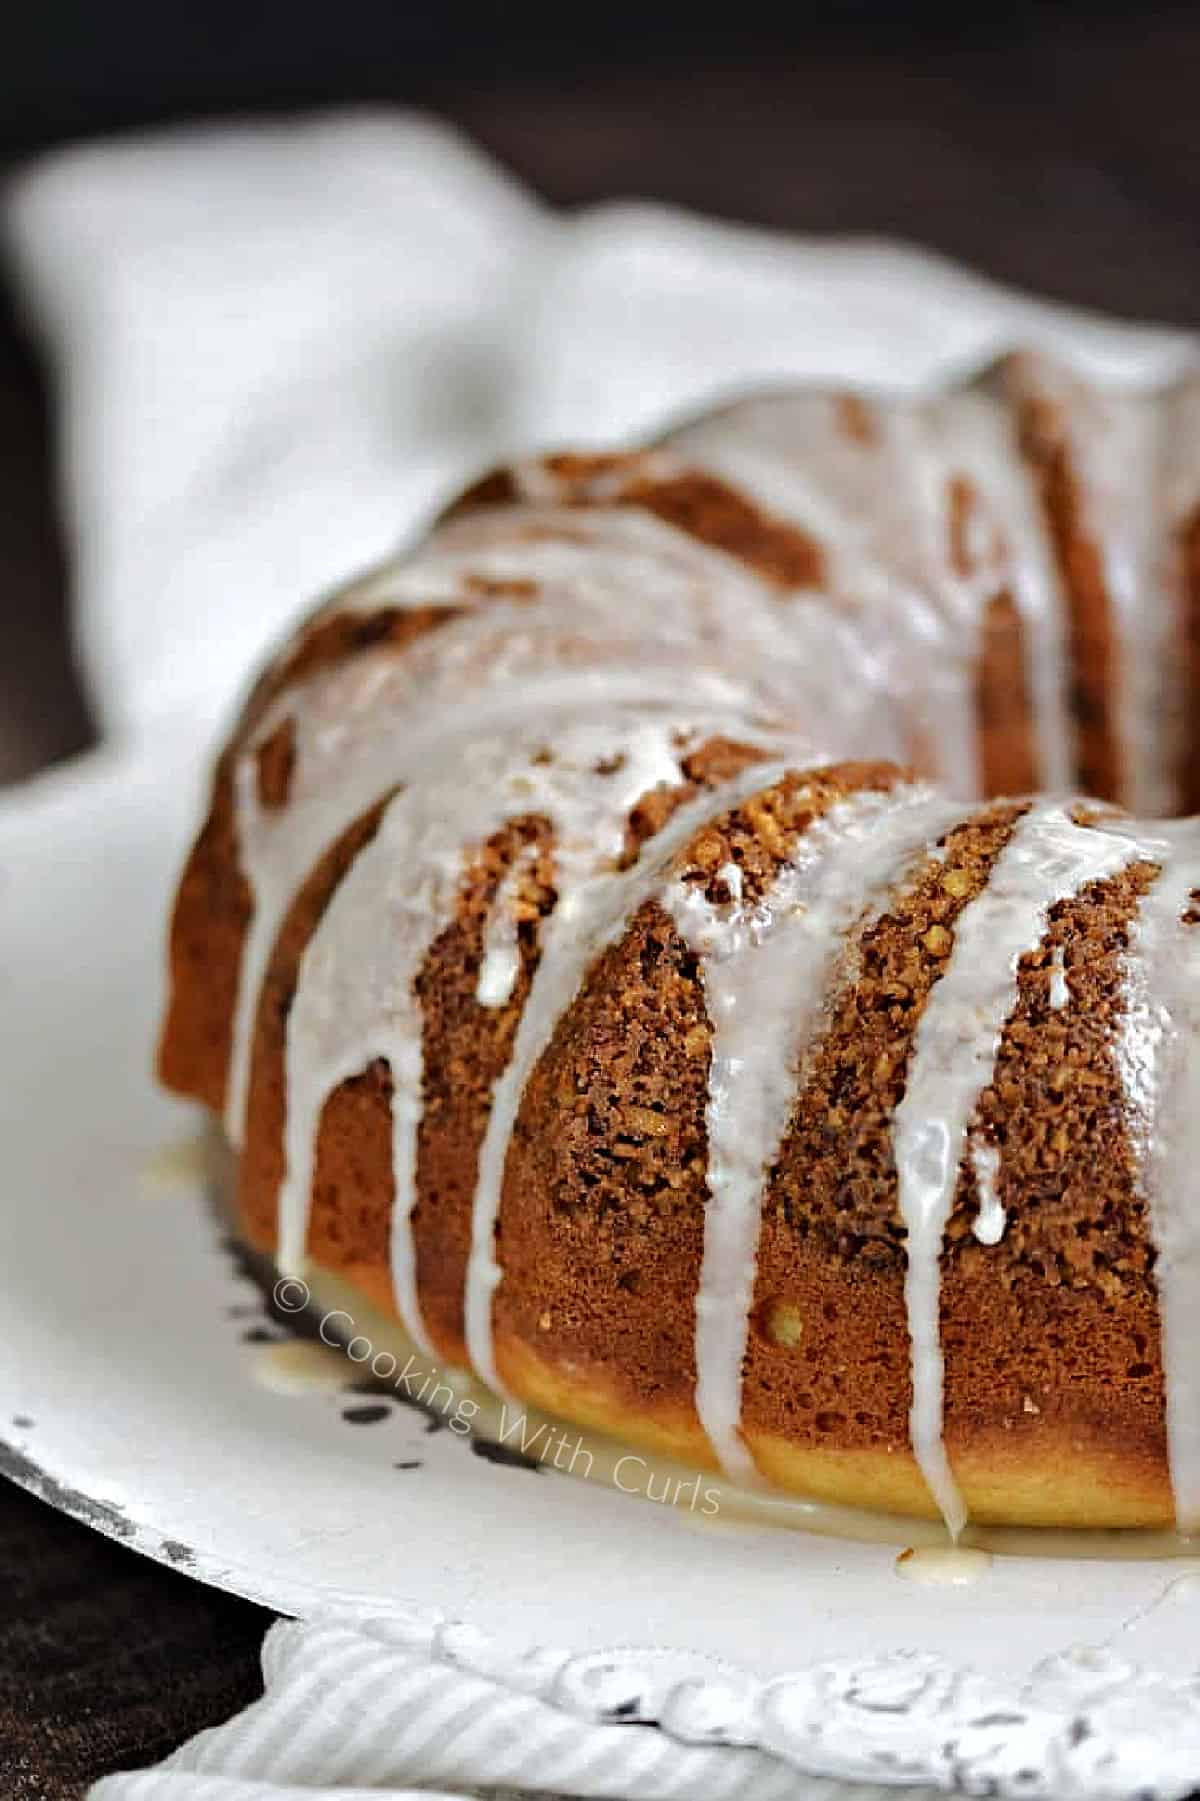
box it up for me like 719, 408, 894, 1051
159, 350, 1200, 1534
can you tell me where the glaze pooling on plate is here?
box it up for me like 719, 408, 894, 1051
238, 1247, 1200, 1561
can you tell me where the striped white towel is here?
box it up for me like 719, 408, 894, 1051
86, 1616, 917, 1801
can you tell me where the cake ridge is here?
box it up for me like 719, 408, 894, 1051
664, 777, 959, 1484
1010, 353, 1190, 820
893, 799, 1167, 1534
1120, 841, 1200, 1530
463, 753, 809, 1394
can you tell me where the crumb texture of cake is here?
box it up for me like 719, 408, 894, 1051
160, 351, 1200, 1532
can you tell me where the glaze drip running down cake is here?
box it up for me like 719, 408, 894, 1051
159, 351, 1200, 1532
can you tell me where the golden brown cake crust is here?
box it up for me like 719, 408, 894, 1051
214, 743, 1176, 1525
158, 361, 1200, 1532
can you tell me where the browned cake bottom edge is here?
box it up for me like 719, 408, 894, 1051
232, 1192, 1174, 1532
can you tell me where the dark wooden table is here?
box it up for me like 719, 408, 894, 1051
3, 10, 1199, 1793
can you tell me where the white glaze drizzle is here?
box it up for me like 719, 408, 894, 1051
224, 499, 905, 1144
668, 396, 978, 797
463, 757, 806, 1392
224, 676, 735, 1144
669, 380, 1082, 805
341, 499, 885, 741
915, 376, 1074, 796
1048, 944, 1070, 1010
663, 783, 960, 1482
225, 670, 699, 1145
1118, 837, 1200, 1530
892, 800, 1158, 1535
476, 842, 540, 1008
970, 1140, 1006, 1246
277, 705, 746, 1347
1006, 354, 1187, 817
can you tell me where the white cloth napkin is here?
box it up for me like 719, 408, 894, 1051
5, 108, 1190, 753
86, 1616, 889, 1801
4, 109, 1195, 1801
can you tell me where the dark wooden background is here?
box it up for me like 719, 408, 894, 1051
3, 4, 1200, 1792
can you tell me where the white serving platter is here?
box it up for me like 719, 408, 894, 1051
6, 732, 1200, 1796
